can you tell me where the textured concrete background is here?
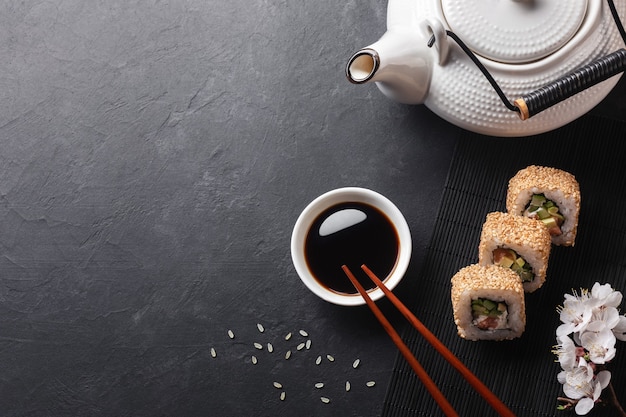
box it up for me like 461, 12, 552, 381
4, 1, 625, 416
0, 1, 458, 416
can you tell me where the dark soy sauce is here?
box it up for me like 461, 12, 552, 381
304, 202, 399, 294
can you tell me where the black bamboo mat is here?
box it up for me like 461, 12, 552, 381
382, 114, 626, 417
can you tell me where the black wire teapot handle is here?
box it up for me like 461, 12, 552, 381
514, 48, 626, 120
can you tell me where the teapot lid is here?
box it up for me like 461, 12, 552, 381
440, 0, 588, 64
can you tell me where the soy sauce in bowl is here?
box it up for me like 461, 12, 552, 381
304, 202, 399, 294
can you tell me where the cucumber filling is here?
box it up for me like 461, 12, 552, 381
524, 193, 564, 236
492, 247, 534, 283
471, 298, 508, 330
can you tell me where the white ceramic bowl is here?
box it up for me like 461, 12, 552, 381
291, 187, 412, 306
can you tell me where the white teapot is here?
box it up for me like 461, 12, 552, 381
346, 0, 626, 136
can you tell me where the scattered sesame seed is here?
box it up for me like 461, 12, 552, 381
251, 355, 258, 365
315, 382, 324, 389
296, 342, 305, 351
257, 323, 265, 333
326, 354, 335, 362
285, 350, 292, 360
352, 359, 360, 369
346, 381, 351, 391
315, 355, 322, 365
254, 342, 263, 350
299, 329, 308, 337
305, 339, 311, 350
273, 382, 283, 389
285, 332, 292, 340
366, 381, 376, 387
267, 343, 274, 353
320, 397, 330, 404
280, 391, 286, 401
227, 330, 235, 339
210, 348, 216, 358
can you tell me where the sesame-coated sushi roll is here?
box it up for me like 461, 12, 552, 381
506, 165, 580, 246
478, 212, 551, 293
451, 264, 526, 341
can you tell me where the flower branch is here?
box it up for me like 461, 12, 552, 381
553, 283, 626, 415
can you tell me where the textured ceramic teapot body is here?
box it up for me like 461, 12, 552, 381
346, 0, 626, 137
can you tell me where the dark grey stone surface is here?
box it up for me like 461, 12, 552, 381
2, 1, 624, 417
0, 1, 457, 416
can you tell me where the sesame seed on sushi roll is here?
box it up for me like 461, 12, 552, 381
478, 212, 551, 293
451, 264, 526, 341
506, 165, 580, 246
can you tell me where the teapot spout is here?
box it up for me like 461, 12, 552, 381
345, 48, 381, 85
346, 20, 449, 104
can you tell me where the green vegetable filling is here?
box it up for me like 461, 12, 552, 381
524, 193, 564, 231
471, 298, 507, 319
493, 248, 534, 283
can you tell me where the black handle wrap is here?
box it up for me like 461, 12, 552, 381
515, 48, 626, 120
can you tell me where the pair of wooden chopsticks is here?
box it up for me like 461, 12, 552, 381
341, 264, 516, 417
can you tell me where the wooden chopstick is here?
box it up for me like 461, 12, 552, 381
358, 264, 515, 416
342, 264, 517, 417
341, 265, 459, 417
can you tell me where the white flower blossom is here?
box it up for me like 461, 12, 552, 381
555, 283, 623, 415
557, 291, 594, 337
559, 358, 595, 400
553, 335, 578, 371
575, 370, 611, 415
585, 283, 623, 333
591, 282, 623, 308
558, 358, 611, 415
580, 328, 616, 364
586, 304, 620, 333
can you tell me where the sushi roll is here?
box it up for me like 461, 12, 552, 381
451, 264, 526, 341
506, 165, 580, 246
478, 212, 551, 293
